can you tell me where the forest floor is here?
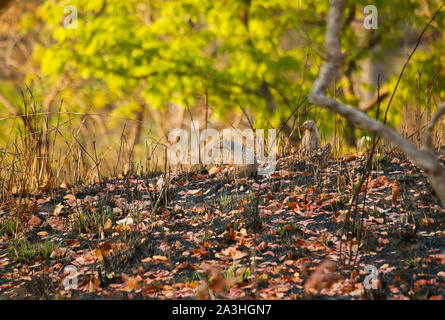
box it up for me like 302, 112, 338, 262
0, 151, 444, 300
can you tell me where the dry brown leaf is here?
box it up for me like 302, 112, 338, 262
369, 216, 384, 224
28, 215, 42, 227
175, 178, 189, 186
50, 248, 68, 259
94, 249, 104, 262
270, 169, 292, 178
60, 181, 70, 189
188, 189, 203, 196
104, 218, 113, 231
116, 223, 132, 234
84, 195, 95, 205
422, 217, 436, 228
152, 255, 168, 261
88, 276, 100, 293
122, 273, 141, 292
63, 194, 76, 201
392, 180, 401, 204
98, 242, 113, 255
208, 166, 221, 175
304, 259, 344, 295
53, 203, 63, 216
343, 154, 357, 162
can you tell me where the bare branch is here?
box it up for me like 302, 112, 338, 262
359, 89, 389, 112
309, 0, 445, 207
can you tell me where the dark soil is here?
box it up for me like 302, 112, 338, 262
0, 152, 444, 300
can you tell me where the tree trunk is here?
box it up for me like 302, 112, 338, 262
309, 0, 445, 207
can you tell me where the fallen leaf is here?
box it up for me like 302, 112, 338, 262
60, 181, 70, 189
422, 217, 436, 228
188, 189, 203, 196
391, 180, 401, 204
84, 195, 95, 205
152, 255, 168, 261
66, 239, 80, 248
63, 194, 76, 201
94, 249, 104, 262
175, 178, 189, 186
199, 263, 236, 296
208, 166, 221, 175
369, 216, 384, 224
116, 216, 133, 225
414, 279, 428, 290
53, 204, 63, 216
50, 248, 69, 259
156, 177, 166, 191
88, 276, 101, 293
28, 215, 42, 227
343, 154, 357, 162
121, 273, 141, 292
104, 218, 113, 231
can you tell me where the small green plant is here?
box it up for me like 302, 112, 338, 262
184, 276, 195, 284
220, 194, 231, 207
196, 271, 203, 281
373, 153, 387, 165
404, 256, 419, 268
246, 192, 256, 202
369, 208, 385, 219
240, 267, 251, 281
277, 222, 301, 237
9, 238, 59, 263
200, 231, 212, 244
0, 217, 18, 237
224, 264, 250, 282
72, 211, 90, 233
88, 207, 112, 229
131, 210, 144, 224
225, 264, 238, 278
71, 207, 112, 234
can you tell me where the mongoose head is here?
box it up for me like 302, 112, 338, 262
300, 120, 317, 131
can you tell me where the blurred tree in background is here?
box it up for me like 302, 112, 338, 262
0, 0, 444, 176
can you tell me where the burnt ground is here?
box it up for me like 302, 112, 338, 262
0, 151, 444, 300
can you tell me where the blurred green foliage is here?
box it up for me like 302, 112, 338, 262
1, 0, 445, 143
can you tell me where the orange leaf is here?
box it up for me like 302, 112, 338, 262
188, 189, 203, 196
391, 180, 401, 204
88, 276, 100, 293
122, 273, 141, 292
28, 215, 42, 227
53, 203, 63, 216
152, 255, 168, 261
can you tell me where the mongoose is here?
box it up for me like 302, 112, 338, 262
300, 120, 320, 154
